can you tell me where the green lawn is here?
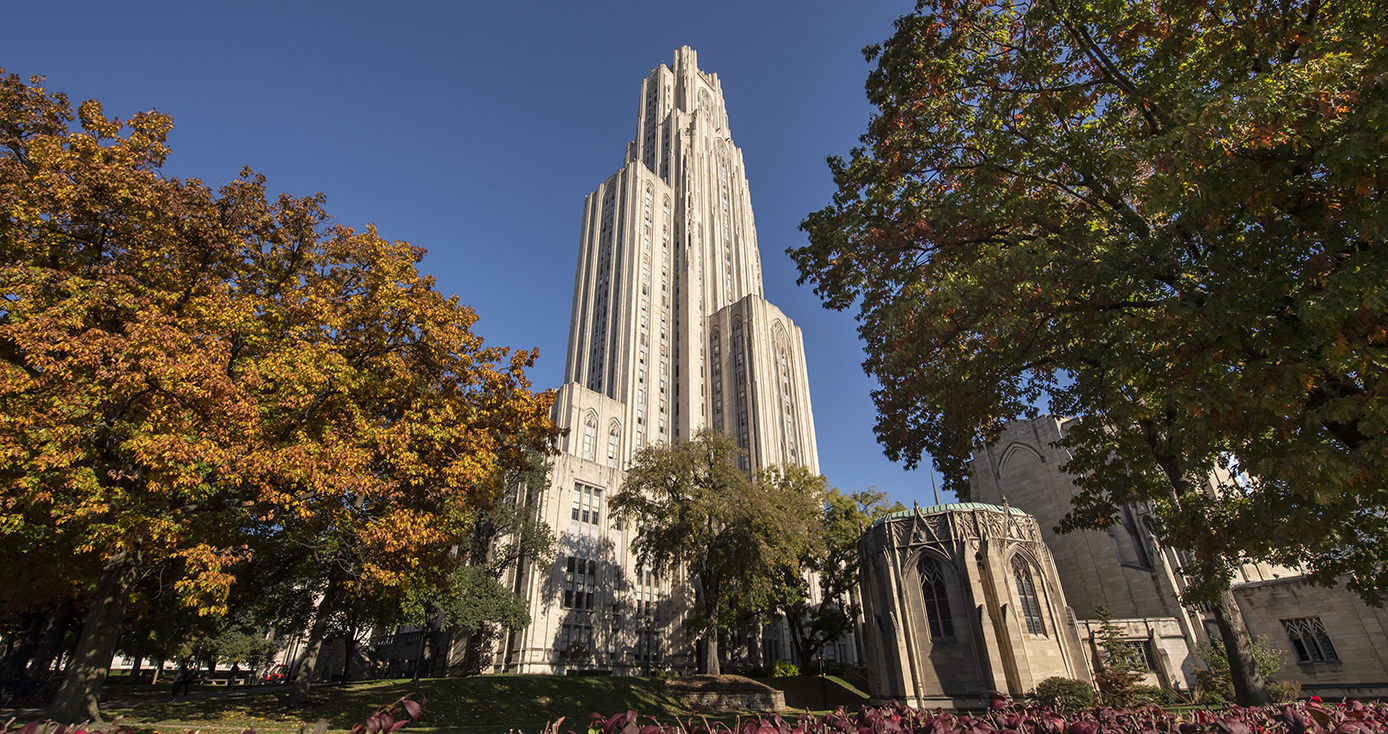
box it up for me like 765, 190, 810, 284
76, 673, 873, 734
758, 676, 869, 712
100, 675, 702, 734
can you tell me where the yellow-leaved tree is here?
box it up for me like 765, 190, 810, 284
0, 71, 558, 721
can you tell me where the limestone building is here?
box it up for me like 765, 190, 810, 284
858, 503, 1091, 707
494, 47, 823, 675
965, 416, 1388, 699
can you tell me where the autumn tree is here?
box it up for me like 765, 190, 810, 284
0, 70, 557, 721
611, 431, 822, 675
793, 0, 1385, 706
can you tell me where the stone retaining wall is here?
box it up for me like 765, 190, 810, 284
674, 689, 785, 713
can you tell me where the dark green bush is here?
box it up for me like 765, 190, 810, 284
1031, 676, 1095, 711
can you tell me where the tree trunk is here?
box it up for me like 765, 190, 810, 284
28, 600, 77, 679
1, 614, 43, 679
128, 627, 147, 685
47, 551, 139, 724
1213, 588, 1270, 706
701, 581, 720, 676
288, 583, 339, 706
340, 625, 357, 684
150, 656, 164, 685
785, 612, 816, 670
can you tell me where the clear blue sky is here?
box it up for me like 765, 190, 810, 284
6, 0, 957, 509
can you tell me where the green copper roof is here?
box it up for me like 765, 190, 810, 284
870, 502, 1030, 528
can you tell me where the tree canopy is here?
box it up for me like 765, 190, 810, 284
610, 430, 822, 676
0, 70, 558, 721
793, 0, 1385, 705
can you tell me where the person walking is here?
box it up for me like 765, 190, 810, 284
169, 659, 192, 700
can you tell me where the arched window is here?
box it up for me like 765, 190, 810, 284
607, 426, 619, 468
918, 556, 954, 639
1012, 556, 1046, 636
582, 416, 597, 462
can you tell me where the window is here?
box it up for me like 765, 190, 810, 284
1012, 556, 1046, 636
582, 417, 597, 462
1100, 639, 1155, 671
607, 427, 619, 468
560, 623, 594, 657
1282, 617, 1339, 662
918, 556, 954, 639
562, 554, 599, 610
571, 482, 602, 526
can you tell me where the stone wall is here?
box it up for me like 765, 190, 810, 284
1233, 577, 1388, 698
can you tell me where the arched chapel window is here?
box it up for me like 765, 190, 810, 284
1012, 556, 1046, 636
918, 556, 954, 639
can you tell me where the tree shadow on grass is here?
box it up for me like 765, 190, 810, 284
105, 676, 694, 733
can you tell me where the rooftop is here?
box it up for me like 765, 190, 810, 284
871, 502, 1030, 528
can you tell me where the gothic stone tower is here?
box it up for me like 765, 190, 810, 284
498, 47, 820, 675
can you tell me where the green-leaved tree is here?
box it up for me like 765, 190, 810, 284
793, 0, 1386, 706
611, 430, 822, 675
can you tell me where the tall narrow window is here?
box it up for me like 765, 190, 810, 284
1282, 617, 1339, 662
607, 427, 619, 468
582, 417, 597, 462
918, 557, 954, 639
1012, 556, 1046, 636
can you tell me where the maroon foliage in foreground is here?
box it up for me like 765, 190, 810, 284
565, 699, 1388, 734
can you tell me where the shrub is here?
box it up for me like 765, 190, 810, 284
1268, 679, 1303, 703
771, 660, 801, 677
1193, 665, 1231, 704
1031, 676, 1095, 711
1195, 635, 1286, 703
1130, 684, 1176, 705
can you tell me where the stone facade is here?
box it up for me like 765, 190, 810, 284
1234, 577, 1388, 699
858, 504, 1091, 707
961, 415, 1387, 698
1074, 617, 1191, 691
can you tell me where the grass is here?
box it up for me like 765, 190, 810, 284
99, 675, 702, 734
16, 673, 872, 734
752, 676, 870, 712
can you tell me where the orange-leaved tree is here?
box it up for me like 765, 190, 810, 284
0, 70, 558, 721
